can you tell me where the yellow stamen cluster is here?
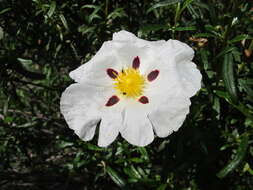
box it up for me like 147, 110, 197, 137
114, 68, 145, 98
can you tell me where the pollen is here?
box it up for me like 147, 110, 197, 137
114, 68, 145, 98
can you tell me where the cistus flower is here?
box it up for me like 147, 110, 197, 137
60, 30, 202, 147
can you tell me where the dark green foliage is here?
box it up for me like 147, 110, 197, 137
0, 0, 253, 189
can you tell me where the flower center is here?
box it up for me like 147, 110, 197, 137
114, 68, 145, 98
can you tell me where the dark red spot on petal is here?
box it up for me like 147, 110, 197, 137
105, 95, 120, 106
147, 70, 159, 82
139, 96, 149, 104
107, 68, 118, 79
132, 56, 140, 69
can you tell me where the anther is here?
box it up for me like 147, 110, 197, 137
147, 70, 159, 82
107, 68, 118, 79
139, 96, 149, 104
105, 95, 120, 106
132, 56, 140, 69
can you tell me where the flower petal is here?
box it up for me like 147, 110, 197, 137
112, 30, 137, 42
120, 107, 154, 146
165, 40, 194, 62
113, 30, 166, 47
143, 65, 183, 113
160, 40, 201, 97
148, 98, 191, 137
110, 41, 155, 70
60, 83, 110, 141
135, 39, 195, 76
140, 40, 201, 103
98, 112, 122, 147
111, 31, 166, 73
69, 42, 121, 86
176, 61, 202, 97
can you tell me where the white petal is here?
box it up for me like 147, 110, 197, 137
143, 61, 184, 113
165, 40, 194, 62
141, 40, 201, 102
176, 61, 202, 97
60, 83, 110, 141
148, 98, 191, 138
113, 30, 166, 47
113, 31, 192, 64
162, 40, 201, 97
120, 107, 154, 147
98, 112, 122, 147
138, 39, 194, 74
69, 42, 121, 85
111, 41, 155, 70
112, 30, 137, 42
112, 31, 166, 71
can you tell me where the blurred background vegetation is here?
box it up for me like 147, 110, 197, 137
0, 0, 253, 189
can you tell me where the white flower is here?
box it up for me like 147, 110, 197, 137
60, 30, 202, 147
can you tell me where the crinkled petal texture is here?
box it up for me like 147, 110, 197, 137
60, 30, 202, 147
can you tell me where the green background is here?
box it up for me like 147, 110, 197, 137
0, 0, 253, 189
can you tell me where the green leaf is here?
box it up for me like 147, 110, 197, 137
180, 0, 195, 14
81, 5, 102, 23
215, 46, 236, 59
214, 90, 232, 104
234, 103, 253, 122
232, 50, 241, 62
17, 58, 33, 66
58, 141, 74, 148
0, 27, 3, 40
4, 116, 14, 123
200, 49, 209, 70
59, 14, 69, 30
147, 0, 183, 13
239, 79, 253, 102
213, 96, 220, 117
3, 96, 10, 115
243, 163, 253, 175
222, 51, 238, 103
18, 121, 38, 128
139, 24, 169, 34
107, 8, 126, 20
173, 26, 197, 31
128, 157, 144, 163
217, 133, 249, 178
186, 3, 200, 19
204, 24, 222, 38
86, 143, 103, 151
193, 33, 216, 38
214, 90, 253, 122
174, 0, 195, 23
0, 8, 11, 15
106, 166, 126, 187
47, 1, 56, 18
78, 25, 96, 34
124, 165, 142, 179
81, 4, 100, 9
138, 147, 149, 160
229, 34, 252, 43
156, 184, 168, 190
